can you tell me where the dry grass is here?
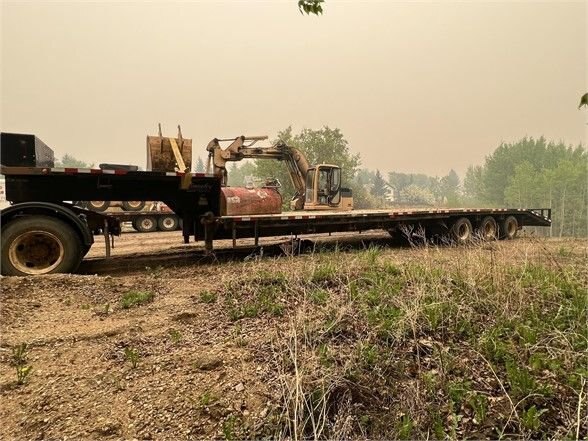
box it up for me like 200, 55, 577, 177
208, 238, 587, 439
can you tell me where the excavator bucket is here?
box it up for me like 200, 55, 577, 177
146, 124, 192, 172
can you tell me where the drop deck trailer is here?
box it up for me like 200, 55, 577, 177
0, 165, 552, 276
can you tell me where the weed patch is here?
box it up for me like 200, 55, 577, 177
124, 347, 140, 368
12, 343, 32, 385
120, 291, 154, 309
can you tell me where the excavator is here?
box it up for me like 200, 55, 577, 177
205, 135, 353, 213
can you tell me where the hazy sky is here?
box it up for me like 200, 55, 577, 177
1, 0, 586, 177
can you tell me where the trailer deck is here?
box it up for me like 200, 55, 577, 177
216, 207, 552, 245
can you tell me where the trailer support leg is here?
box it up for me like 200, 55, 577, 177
254, 221, 259, 247
204, 226, 213, 252
232, 223, 237, 248
182, 214, 190, 244
201, 212, 215, 253
103, 219, 111, 258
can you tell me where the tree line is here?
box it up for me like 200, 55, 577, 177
463, 137, 586, 237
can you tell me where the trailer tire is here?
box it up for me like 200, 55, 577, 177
135, 216, 157, 233
122, 201, 146, 211
477, 216, 498, 241
88, 201, 110, 212
1, 216, 83, 276
157, 215, 178, 231
131, 219, 140, 232
451, 217, 473, 244
500, 216, 518, 240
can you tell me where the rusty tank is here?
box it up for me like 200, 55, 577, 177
220, 186, 282, 216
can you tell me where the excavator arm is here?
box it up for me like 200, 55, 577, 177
206, 136, 310, 209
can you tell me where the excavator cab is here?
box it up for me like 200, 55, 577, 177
302, 165, 353, 211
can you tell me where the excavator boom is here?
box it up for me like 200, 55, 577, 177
206, 136, 310, 209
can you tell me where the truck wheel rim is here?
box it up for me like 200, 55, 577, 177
127, 201, 142, 208
141, 219, 154, 230
457, 223, 470, 240
483, 222, 496, 239
8, 231, 65, 275
507, 220, 517, 236
162, 218, 175, 229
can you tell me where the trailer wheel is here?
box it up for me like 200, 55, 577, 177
88, 201, 110, 212
157, 215, 178, 231
477, 216, 498, 241
131, 219, 140, 232
451, 217, 473, 244
122, 201, 146, 211
135, 216, 157, 233
500, 216, 518, 240
1, 216, 83, 276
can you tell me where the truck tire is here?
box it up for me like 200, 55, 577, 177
477, 216, 498, 241
135, 216, 157, 233
131, 219, 140, 232
500, 216, 518, 240
451, 217, 473, 244
88, 201, 110, 212
157, 215, 178, 231
122, 201, 146, 211
1, 215, 83, 276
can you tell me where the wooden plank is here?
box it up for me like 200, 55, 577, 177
168, 137, 187, 172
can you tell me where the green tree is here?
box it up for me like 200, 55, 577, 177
227, 161, 257, 187
550, 159, 586, 236
195, 156, 205, 173
255, 126, 360, 208
504, 159, 587, 236
400, 184, 435, 206
388, 171, 458, 206
368, 169, 389, 208
352, 169, 378, 209
463, 165, 484, 205
464, 137, 587, 237
476, 137, 584, 205
440, 169, 460, 206
504, 161, 543, 207
388, 172, 437, 195
55, 154, 93, 168
355, 169, 376, 191
371, 170, 388, 198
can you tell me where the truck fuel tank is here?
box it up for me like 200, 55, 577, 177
220, 187, 282, 216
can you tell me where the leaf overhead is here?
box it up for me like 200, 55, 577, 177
298, 0, 324, 15
579, 92, 588, 109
